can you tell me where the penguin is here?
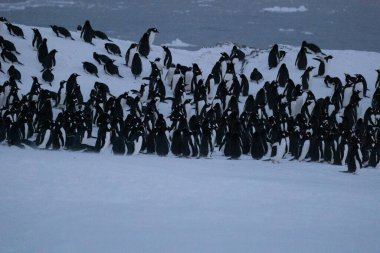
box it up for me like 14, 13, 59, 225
240, 74, 249, 97
82, 61, 99, 77
41, 49, 58, 70
268, 44, 279, 69
104, 60, 123, 78
345, 135, 362, 173
0, 60, 4, 73
295, 46, 307, 70
56, 80, 66, 107
5, 23, 25, 39
7, 65, 22, 83
162, 46, 172, 69
32, 28, 43, 50
301, 66, 315, 90
131, 53, 142, 79
42, 68, 54, 86
1, 49, 23, 65
50, 25, 74, 40
375, 69, 380, 89
131, 130, 144, 155
0, 36, 20, 54
155, 114, 170, 156
93, 30, 112, 42
312, 58, 325, 77
298, 132, 311, 161
93, 52, 113, 65
80, 20, 94, 45
250, 68, 263, 83
38, 38, 48, 64
277, 63, 289, 87
302, 41, 325, 55
104, 42, 121, 57
125, 43, 138, 67
138, 28, 159, 58
355, 74, 369, 98
271, 131, 287, 163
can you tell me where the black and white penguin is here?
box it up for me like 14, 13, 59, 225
250, 68, 263, 83
105, 42, 121, 57
162, 46, 172, 69
240, 74, 249, 97
138, 28, 159, 58
50, 25, 74, 40
345, 135, 362, 173
7, 65, 22, 83
298, 132, 311, 161
301, 66, 315, 90
1, 48, 23, 65
82, 61, 99, 77
155, 114, 170, 156
80, 20, 94, 45
295, 46, 307, 70
104, 60, 123, 78
268, 44, 279, 69
42, 68, 54, 85
41, 49, 58, 70
32, 28, 43, 50
131, 53, 142, 79
93, 30, 112, 42
93, 52, 113, 65
375, 69, 380, 89
302, 40, 325, 55
277, 63, 289, 87
0, 36, 20, 54
38, 38, 48, 64
5, 22, 25, 39
125, 43, 138, 67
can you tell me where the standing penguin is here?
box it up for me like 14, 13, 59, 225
268, 44, 279, 69
125, 43, 138, 67
162, 46, 172, 69
301, 66, 315, 90
345, 135, 362, 173
131, 53, 142, 79
295, 46, 307, 70
240, 74, 249, 97
138, 28, 159, 58
80, 20, 94, 45
277, 63, 289, 87
38, 38, 48, 64
32, 28, 43, 50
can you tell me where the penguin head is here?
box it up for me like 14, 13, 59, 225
77, 25, 82, 31
0, 17, 7, 22
148, 28, 159, 34
301, 41, 307, 47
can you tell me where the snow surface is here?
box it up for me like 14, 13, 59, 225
262, 5, 308, 13
1, 146, 380, 253
1, 23, 380, 252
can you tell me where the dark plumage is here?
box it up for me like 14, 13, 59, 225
93, 52, 113, 65
104, 43, 121, 56
1, 49, 23, 65
7, 65, 22, 83
82, 61, 99, 77
104, 60, 123, 78
32, 28, 43, 49
50, 25, 74, 40
250, 68, 263, 83
0, 36, 20, 54
5, 23, 25, 39
42, 68, 54, 85
94, 30, 112, 42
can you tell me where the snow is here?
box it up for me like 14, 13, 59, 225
262, 5, 308, 13
0, 22, 380, 252
1, 146, 380, 253
162, 38, 196, 48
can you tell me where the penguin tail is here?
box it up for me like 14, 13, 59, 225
0, 69, 4, 73
15, 51, 20, 55
95, 74, 99, 78
17, 61, 23, 65
70, 36, 75, 40
107, 39, 113, 42
118, 74, 124, 78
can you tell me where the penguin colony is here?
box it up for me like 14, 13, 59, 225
0, 17, 379, 174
